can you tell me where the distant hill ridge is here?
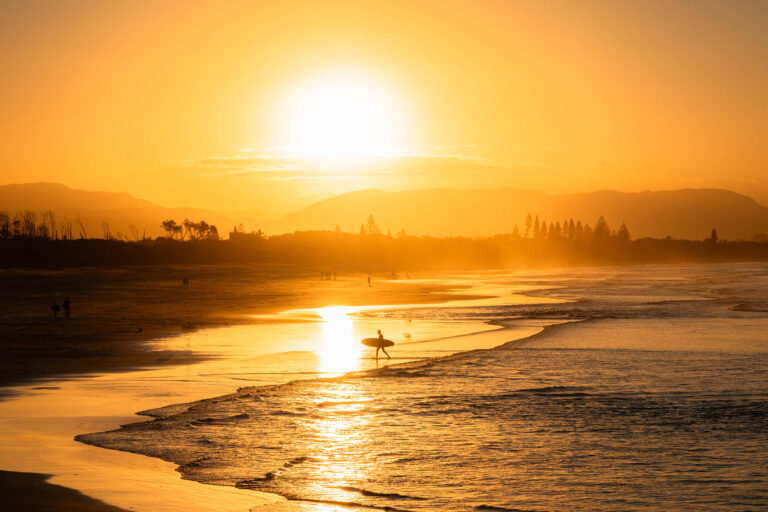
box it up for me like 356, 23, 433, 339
2, 182, 767, 240
0, 182, 157, 211
268, 187, 768, 240
0, 182, 255, 239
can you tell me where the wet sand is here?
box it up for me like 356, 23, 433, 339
0, 264, 486, 386
0, 470, 130, 512
0, 267, 524, 512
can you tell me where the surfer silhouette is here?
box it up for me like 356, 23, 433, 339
361, 330, 393, 360
376, 329, 391, 360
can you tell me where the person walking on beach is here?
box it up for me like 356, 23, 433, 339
376, 329, 391, 360
63, 297, 71, 319
50, 301, 60, 319
368, 276, 372, 287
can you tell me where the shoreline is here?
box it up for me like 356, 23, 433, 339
75, 324, 555, 511
75, 319, 570, 511
0, 269, 544, 512
71, 261, 768, 511
0, 264, 488, 387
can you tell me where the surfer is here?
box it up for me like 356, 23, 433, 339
360, 332, 394, 360
376, 329, 391, 360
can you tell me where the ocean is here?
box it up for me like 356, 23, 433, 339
78, 263, 768, 511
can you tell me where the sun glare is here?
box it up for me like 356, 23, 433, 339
317, 306, 361, 374
276, 71, 409, 160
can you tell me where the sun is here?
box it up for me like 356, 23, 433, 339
275, 70, 409, 160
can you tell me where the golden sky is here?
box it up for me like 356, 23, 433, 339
2, 0, 767, 213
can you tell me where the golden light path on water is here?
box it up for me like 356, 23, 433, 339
312, 306, 380, 510
317, 306, 363, 375
306, 386, 373, 510
0, 278, 562, 512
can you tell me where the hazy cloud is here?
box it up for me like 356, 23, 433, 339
184, 151, 494, 180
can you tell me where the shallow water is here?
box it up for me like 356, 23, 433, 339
0, 275, 551, 511
80, 263, 768, 511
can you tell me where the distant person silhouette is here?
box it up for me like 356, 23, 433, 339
376, 329, 391, 360
50, 301, 60, 319
368, 276, 371, 287
63, 297, 70, 319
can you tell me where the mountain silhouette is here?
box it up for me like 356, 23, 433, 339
0, 182, 266, 239
3, 183, 768, 241
268, 187, 768, 240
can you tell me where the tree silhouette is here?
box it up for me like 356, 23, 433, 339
75, 216, 87, 239
60, 217, 73, 240
11, 215, 21, 237
617, 222, 630, 242
182, 218, 194, 240
101, 221, 113, 240
365, 214, 381, 235
593, 215, 611, 242
161, 219, 178, 239
525, 213, 532, 238
194, 220, 210, 240
0, 211, 10, 239
43, 210, 57, 240
129, 224, 141, 242
22, 211, 36, 238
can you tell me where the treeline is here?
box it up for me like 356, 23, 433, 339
259, 226, 745, 270
0, 210, 81, 240
1, 223, 766, 269
0, 211, 764, 269
0, 210, 222, 242
160, 219, 219, 240
0, 209, 146, 241
511, 214, 630, 243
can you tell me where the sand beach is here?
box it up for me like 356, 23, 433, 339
0, 266, 538, 511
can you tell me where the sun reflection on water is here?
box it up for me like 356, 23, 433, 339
308, 308, 376, 508
316, 306, 362, 375
303, 383, 374, 509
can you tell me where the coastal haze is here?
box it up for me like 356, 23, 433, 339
2, 1, 768, 512
4, 182, 768, 240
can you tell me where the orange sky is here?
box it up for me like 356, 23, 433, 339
2, 0, 767, 213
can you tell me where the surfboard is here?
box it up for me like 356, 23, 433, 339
361, 337, 395, 348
